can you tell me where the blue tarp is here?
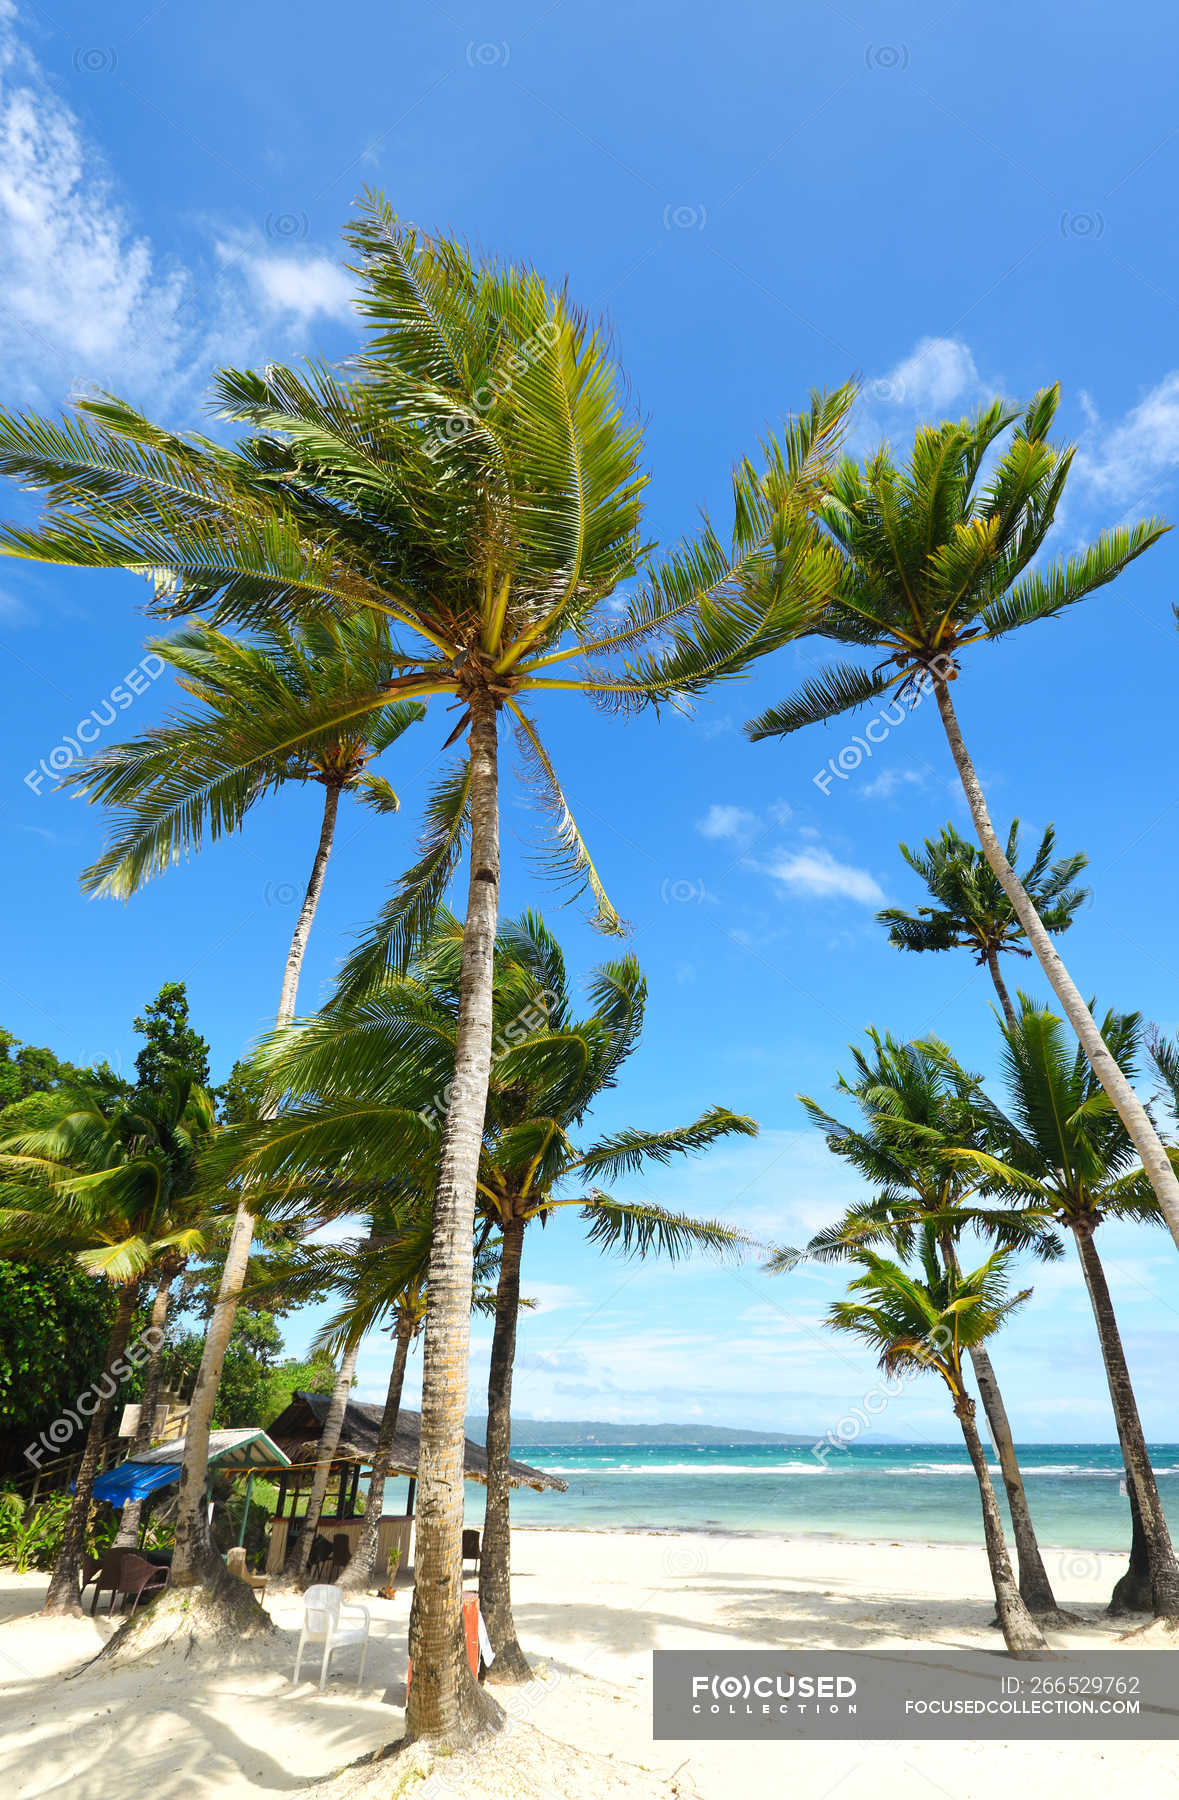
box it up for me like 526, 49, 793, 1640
92, 1460, 181, 1507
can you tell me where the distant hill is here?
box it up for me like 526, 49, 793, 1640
465, 1416, 817, 1447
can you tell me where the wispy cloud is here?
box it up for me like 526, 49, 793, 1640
214, 237, 356, 324
760, 847, 885, 906
867, 335, 983, 412
696, 802, 757, 843
1075, 371, 1179, 504
0, 7, 351, 411
859, 766, 930, 801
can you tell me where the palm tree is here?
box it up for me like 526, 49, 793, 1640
877, 821, 1089, 1025
828, 1229, 1047, 1656
0, 198, 851, 1740
252, 1216, 499, 1593
63, 617, 419, 1595
933, 1002, 1179, 1616
0, 1076, 218, 1611
743, 391, 1179, 1252
795, 1029, 1070, 1619
232, 909, 756, 1676
67, 612, 426, 1022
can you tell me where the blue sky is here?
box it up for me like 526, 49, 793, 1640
3, 0, 1179, 1445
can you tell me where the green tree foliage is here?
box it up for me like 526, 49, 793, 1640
159, 1308, 333, 1428
132, 982, 211, 1093
0, 1259, 119, 1443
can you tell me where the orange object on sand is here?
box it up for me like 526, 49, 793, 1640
406, 1593, 481, 1694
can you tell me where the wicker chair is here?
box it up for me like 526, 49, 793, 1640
111, 1552, 169, 1615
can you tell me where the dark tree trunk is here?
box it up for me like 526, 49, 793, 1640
1110, 1481, 1154, 1614
983, 944, 1017, 1028
405, 686, 505, 1747
954, 1393, 1049, 1658
479, 1209, 530, 1683
338, 1321, 413, 1593
1073, 1225, 1179, 1615
285, 1336, 362, 1578
115, 1265, 176, 1549
43, 1283, 140, 1613
967, 1342, 1066, 1617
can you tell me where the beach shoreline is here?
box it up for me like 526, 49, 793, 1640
2, 1526, 1171, 1799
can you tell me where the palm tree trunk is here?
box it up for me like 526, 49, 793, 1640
983, 945, 1017, 1028
277, 780, 342, 1024
953, 1392, 1048, 1657
171, 783, 341, 1588
285, 1336, 362, 1578
405, 686, 505, 1748
479, 1209, 530, 1683
1072, 1224, 1179, 1615
934, 675, 1179, 1253
339, 1320, 413, 1593
1111, 1482, 1154, 1614
172, 1207, 254, 1584
43, 1282, 140, 1613
967, 1342, 1063, 1615
114, 1265, 175, 1549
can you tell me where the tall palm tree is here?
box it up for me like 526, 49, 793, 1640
61, 616, 420, 1594
743, 391, 1179, 1252
67, 613, 426, 1022
794, 1029, 1070, 1619
932, 1003, 1179, 1616
232, 909, 756, 1675
253, 1217, 500, 1593
0, 1077, 218, 1611
0, 198, 852, 1740
877, 821, 1089, 1025
827, 1227, 1048, 1657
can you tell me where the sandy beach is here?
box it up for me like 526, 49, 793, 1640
1, 1527, 1175, 1799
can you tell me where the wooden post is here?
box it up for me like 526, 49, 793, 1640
348, 1463, 361, 1517
237, 1470, 255, 1547
276, 1472, 288, 1520
405, 1476, 416, 1518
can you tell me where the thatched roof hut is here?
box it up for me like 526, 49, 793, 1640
266, 1391, 567, 1492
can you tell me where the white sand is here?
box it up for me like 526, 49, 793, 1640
1, 1529, 1176, 1799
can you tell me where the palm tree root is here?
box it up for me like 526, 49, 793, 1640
76, 1568, 274, 1673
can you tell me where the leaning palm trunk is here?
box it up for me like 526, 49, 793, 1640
1072, 1225, 1179, 1615
405, 690, 504, 1746
172, 789, 341, 1586
338, 1321, 413, 1593
479, 1210, 530, 1683
953, 1393, 1049, 1657
44, 1282, 140, 1612
277, 781, 341, 1024
114, 1266, 176, 1549
286, 1335, 362, 1578
967, 1344, 1064, 1616
935, 675, 1179, 1251
983, 947, 1017, 1029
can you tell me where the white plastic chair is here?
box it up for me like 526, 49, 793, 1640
293, 1583, 371, 1691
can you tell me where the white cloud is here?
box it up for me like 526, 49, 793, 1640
1075, 371, 1179, 501
0, 16, 190, 402
215, 239, 355, 323
0, 9, 353, 410
867, 336, 981, 412
859, 767, 929, 801
697, 802, 757, 842
761, 848, 885, 906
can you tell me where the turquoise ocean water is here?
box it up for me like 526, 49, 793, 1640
493, 1443, 1179, 1550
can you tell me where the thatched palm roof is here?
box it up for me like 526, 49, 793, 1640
266, 1392, 567, 1493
